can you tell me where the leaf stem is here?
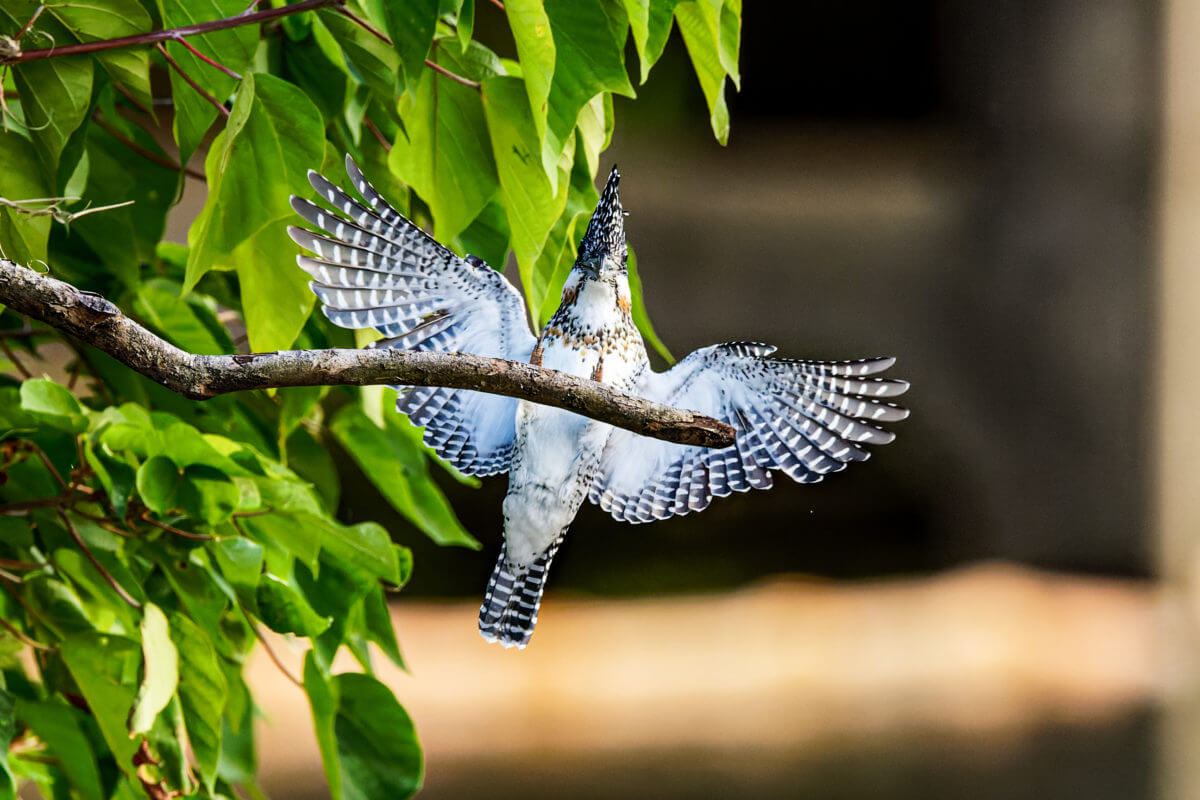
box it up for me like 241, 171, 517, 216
56, 509, 142, 609
332, 8, 481, 89
172, 34, 242, 80
363, 115, 391, 152
91, 112, 206, 181
156, 43, 230, 119
139, 512, 212, 541
0, 0, 345, 65
425, 59, 480, 89
0, 337, 30, 379
248, 617, 302, 688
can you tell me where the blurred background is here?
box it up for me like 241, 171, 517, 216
169, 0, 1200, 797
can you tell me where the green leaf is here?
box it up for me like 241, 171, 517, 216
168, 613, 226, 791
136, 455, 181, 515
389, 48, 498, 242
129, 603, 180, 735
362, 583, 404, 668
482, 75, 569, 322
330, 405, 477, 550
19, 379, 86, 433
47, 0, 155, 113
303, 652, 341, 799
11, 56, 93, 184
184, 73, 324, 317
232, 223, 316, 352
316, 10, 403, 101
639, 0, 685, 83
675, 0, 731, 144
540, 0, 635, 182
60, 632, 140, 769
718, 0, 742, 89
211, 537, 264, 601
256, 575, 331, 637
179, 465, 240, 525
15, 700, 103, 800
456, 0, 475, 51
0, 131, 52, 264
333, 673, 422, 800
504, 0, 555, 144
366, 0, 437, 92
315, 517, 406, 584
156, 0, 257, 166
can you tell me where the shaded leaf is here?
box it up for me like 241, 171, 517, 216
256, 575, 331, 637
168, 612, 226, 791
0, 131, 52, 265
334, 673, 422, 800
10, 56, 93, 184
675, 0, 731, 144
136, 455, 181, 515
15, 700, 103, 800
19, 379, 86, 433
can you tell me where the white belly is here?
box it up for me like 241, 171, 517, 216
503, 339, 610, 566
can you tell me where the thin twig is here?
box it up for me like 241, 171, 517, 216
172, 34, 242, 80
1, 0, 345, 65
231, 508, 271, 518
57, 509, 142, 609
24, 442, 66, 489
91, 112, 206, 181
0, 338, 30, 379
488, 0, 505, 9
0, 196, 136, 225
334, 6, 390, 44
111, 81, 154, 116
363, 115, 391, 152
15, 6, 46, 41
0, 260, 736, 448
140, 512, 212, 541
0, 558, 41, 571
425, 59, 480, 89
156, 43, 230, 118
248, 616, 302, 688
0, 614, 53, 652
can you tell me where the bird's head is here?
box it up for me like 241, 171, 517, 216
574, 165, 626, 280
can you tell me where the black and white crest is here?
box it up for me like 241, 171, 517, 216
577, 165, 626, 268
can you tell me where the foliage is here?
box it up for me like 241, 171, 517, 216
0, 0, 740, 798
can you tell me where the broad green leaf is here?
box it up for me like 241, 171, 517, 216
0, 687, 12, 800
638, 0, 685, 83
156, 0, 257, 166
316, 10, 403, 101
482, 75, 569, 322
60, 632, 140, 769
504, 0, 555, 143
211, 537, 264, 600
19, 379, 86, 433
11, 56, 93, 184
129, 603, 179, 734
453, 199, 509, 269
330, 405, 477, 550
575, 93, 610, 177
184, 72, 324, 306
256, 575, 331, 637
85, 442, 136, 516
136, 455, 181, 515
168, 612, 226, 791
15, 700, 103, 800
540, 0, 635, 183
233, 223, 316, 352
333, 673, 422, 800
71, 123, 175, 287
365, 0, 437, 92
389, 49, 498, 242
238, 510, 322, 573
47, 0, 155, 113
675, 0, 730, 144
362, 583, 404, 668
0, 131, 52, 264
718, 0, 742, 89
456, 0, 475, 52
303, 652, 341, 799
315, 517, 406, 584
180, 465, 240, 525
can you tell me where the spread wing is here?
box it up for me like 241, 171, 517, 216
590, 342, 909, 523
288, 155, 536, 476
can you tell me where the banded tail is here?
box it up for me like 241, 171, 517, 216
478, 534, 565, 649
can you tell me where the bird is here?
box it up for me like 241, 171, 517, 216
287, 156, 910, 650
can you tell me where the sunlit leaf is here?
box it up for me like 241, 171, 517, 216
129, 603, 180, 735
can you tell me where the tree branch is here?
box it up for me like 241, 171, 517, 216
0, 260, 736, 449
0, 0, 344, 65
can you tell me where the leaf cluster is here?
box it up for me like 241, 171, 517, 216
0, 0, 741, 797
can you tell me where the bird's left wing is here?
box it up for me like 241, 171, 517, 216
288, 156, 536, 476
590, 342, 909, 523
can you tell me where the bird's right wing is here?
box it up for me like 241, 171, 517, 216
590, 342, 909, 523
288, 156, 536, 476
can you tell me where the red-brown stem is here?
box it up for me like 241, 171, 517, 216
15, 6, 46, 41
172, 34, 242, 80
488, 0, 505, 10
91, 112, 206, 181
24, 442, 66, 489
112, 82, 154, 117
57, 509, 142, 609
0, 339, 31, 379
334, 6, 391, 44
1, 0, 343, 65
139, 512, 213, 541
363, 115, 392, 152
425, 59, 480, 89
156, 43, 231, 118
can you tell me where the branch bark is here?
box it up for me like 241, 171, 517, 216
0, 260, 736, 449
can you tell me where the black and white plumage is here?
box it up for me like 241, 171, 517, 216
289, 158, 910, 650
